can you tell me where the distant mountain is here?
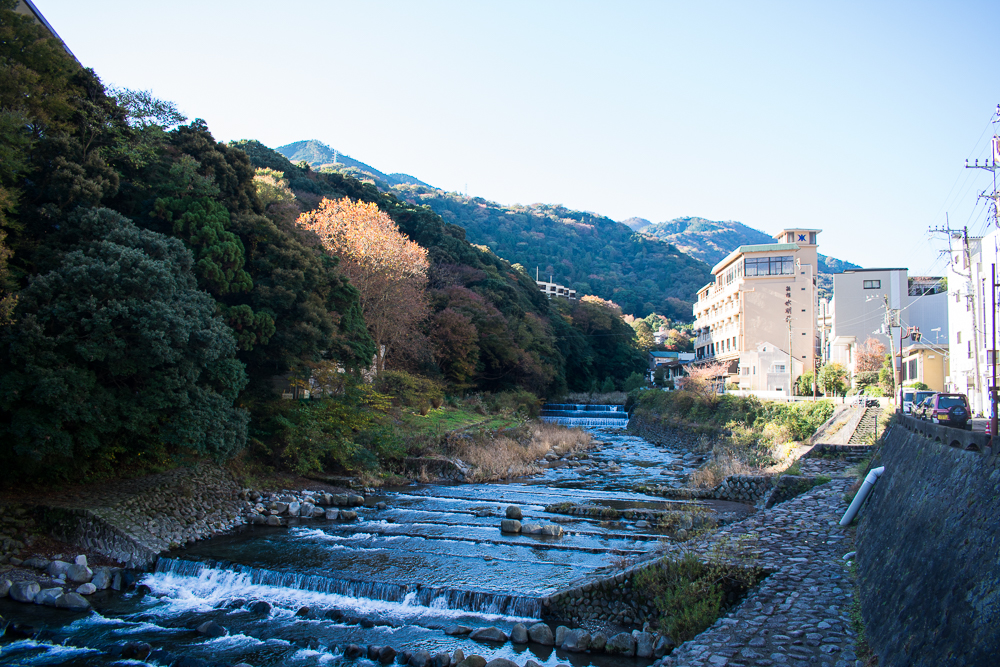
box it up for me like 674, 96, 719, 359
276, 140, 431, 188
638, 216, 859, 276
622, 217, 652, 232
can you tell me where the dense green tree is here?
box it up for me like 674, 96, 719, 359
0, 208, 248, 478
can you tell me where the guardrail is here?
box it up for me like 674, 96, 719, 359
897, 414, 992, 454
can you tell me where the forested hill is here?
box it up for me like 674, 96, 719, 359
637, 216, 861, 275
394, 187, 710, 322
276, 142, 711, 321
277, 140, 430, 188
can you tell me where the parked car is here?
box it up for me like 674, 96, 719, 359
904, 390, 936, 414
913, 393, 972, 430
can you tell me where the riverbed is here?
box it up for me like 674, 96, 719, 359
0, 415, 753, 667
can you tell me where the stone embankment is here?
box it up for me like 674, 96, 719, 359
0, 552, 135, 611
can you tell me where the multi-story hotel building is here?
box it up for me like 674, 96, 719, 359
692, 229, 820, 393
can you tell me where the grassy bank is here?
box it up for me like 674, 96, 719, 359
631, 390, 835, 487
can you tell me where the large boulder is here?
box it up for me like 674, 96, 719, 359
340, 510, 358, 521
540, 524, 563, 537
444, 625, 472, 636
450, 650, 464, 665
521, 523, 543, 535
34, 587, 62, 606
509, 623, 528, 643
499, 519, 521, 534
287, 501, 301, 517
605, 632, 636, 656
591, 632, 607, 651
76, 583, 97, 595
408, 649, 432, 667
484, 660, 518, 667
66, 564, 93, 584
248, 600, 271, 615
300, 503, 315, 518
325, 509, 340, 520
432, 652, 451, 667
653, 634, 674, 657
344, 644, 365, 659
527, 622, 554, 645
505, 505, 522, 520
554, 626, 569, 646
22, 557, 50, 570
561, 629, 590, 652
91, 568, 112, 591
55, 592, 91, 610
469, 626, 508, 642
379, 646, 397, 664
456, 657, 486, 667
47, 560, 72, 578
0, 579, 12, 598
634, 631, 654, 658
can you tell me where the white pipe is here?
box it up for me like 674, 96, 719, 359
840, 466, 885, 526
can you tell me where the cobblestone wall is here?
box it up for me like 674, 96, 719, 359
542, 564, 656, 626
857, 422, 1000, 666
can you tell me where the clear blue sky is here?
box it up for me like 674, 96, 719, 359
38, 0, 999, 274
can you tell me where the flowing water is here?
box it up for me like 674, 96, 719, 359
0, 408, 748, 667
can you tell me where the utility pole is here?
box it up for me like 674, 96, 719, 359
993, 264, 998, 439
883, 294, 900, 412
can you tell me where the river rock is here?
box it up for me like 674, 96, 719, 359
122, 642, 152, 660
325, 509, 340, 520
287, 501, 301, 517
445, 625, 472, 635
334, 494, 348, 506
561, 629, 590, 652
0, 579, 11, 598
344, 644, 365, 659
653, 634, 674, 657
591, 632, 607, 651
249, 600, 271, 615
527, 622, 554, 645
66, 564, 93, 583
379, 646, 397, 664
349, 494, 365, 506
409, 649, 432, 667
47, 560, 72, 578
505, 505, 522, 520
540, 524, 563, 537
521, 523, 543, 535
524, 661, 543, 667
22, 557, 50, 570
606, 632, 636, 656
376, 501, 388, 510
76, 583, 97, 595
634, 631, 654, 658
433, 651, 451, 667
55, 592, 91, 610
484, 660, 518, 667
91, 568, 111, 591
196, 620, 227, 638
300, 503, 315, 517
509, 623, 528, 643
469, 626, 508, 642
456, 657, 486, 667
500, 519, 521, 533
74, 555, 88, 567
34, 587, 62, 606
368, 645, 383, 660
554, 625, 569, 646
266, 515, 282, 526
340, 510, 358, 521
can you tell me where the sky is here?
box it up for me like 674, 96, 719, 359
37, 0, 1000, 274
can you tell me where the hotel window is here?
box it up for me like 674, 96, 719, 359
744, 256, 794, 276
863, 280, 881, 289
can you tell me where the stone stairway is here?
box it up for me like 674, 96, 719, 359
848, 406, 881, 444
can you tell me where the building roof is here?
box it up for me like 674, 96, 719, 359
649, 351, 679, 358
841, 268, 908, 273
712, 243, 800, 274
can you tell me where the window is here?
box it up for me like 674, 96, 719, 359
863, 280, 881, 289
957, 331, 962, 344
773, 364, 786, 373
744, 255, 795, 276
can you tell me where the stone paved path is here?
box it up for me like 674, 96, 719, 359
658, 461, 860, 667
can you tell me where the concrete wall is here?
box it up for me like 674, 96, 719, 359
856, 415, 999, 666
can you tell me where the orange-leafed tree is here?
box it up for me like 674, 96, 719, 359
297, 197, 429, 372
856, 337, 887, 373
678, 361, 732, 402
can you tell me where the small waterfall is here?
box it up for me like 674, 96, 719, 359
155, 558, 542, 619
539, 403, 628, 427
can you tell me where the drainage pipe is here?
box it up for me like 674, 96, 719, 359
839, 466, 885, 526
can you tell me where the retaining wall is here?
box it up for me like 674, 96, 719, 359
856, 416, 999, 666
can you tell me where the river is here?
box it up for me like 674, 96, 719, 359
0, 407, 750, 667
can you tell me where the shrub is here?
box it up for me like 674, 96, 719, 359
623, 372, 647, 392
373, 370, 444, 408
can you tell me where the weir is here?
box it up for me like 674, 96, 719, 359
539, 403, 629, 428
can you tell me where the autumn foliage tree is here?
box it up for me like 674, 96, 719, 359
298, 197, 429, 372
856, 337, 887, 373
